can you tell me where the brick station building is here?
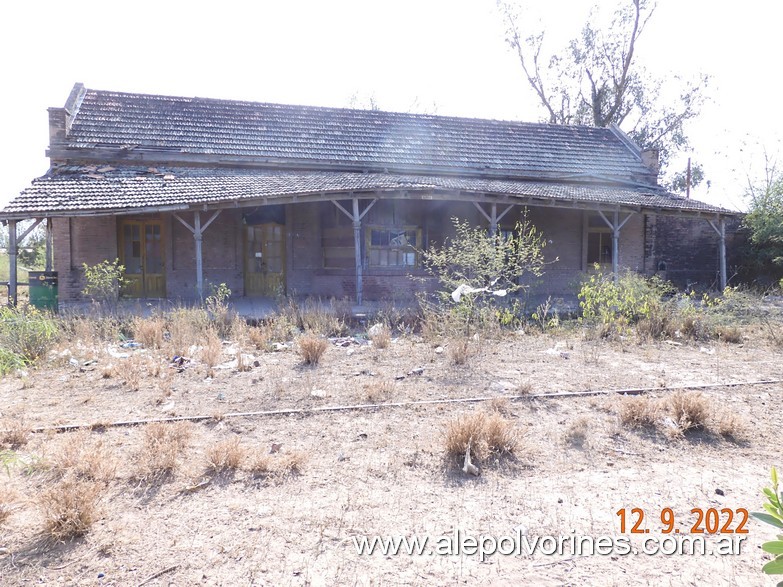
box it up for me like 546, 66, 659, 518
0, 84, 740, 306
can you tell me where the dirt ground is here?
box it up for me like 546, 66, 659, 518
0, 322, 781, 586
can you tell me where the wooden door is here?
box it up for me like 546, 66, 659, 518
119, 220, 166, 298
245, 223, 285, 296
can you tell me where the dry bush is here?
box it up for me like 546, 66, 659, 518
200, 328, 223, 375
245, 451, 273, 476
167, 307, 210, 356
563, 416, 591, 448
205, 437, 245, 473
516, 381, 534, 395
283, 298, 348, 336
487, 397, 512, 414
666, 391, 710, 432
137, 421, 192, 477
297, 333, 328, 366
112, 354, 147, 391
364, 380, 395, 403
483, 412, 519, 455
448, 338, 471, 365
39, 477, 102, 540
617, 395, 660, 429
1, 417, 30, 447
445, 412, 489, 461
276, 450, 307, 477
369, 324, 391, 349
443, 410, 519, 463
714, 325, 743, 344
636, 314, 675, 342
714, 410, 747, 441
49, 431, 117, 483
132, 316, 166, 349
247, 326, 269, 351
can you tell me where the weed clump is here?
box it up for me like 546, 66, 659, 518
137, 422, 192, 478
297, 333, 328, 366
444, 410, 519, 464
205, 437, 245, 474
39, 477, 102, 540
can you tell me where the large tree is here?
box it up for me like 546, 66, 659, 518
499, 0, 708, 187
743, 152, 783, 277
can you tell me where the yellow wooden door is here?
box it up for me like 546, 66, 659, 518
119, 220, 166, 298
245, 223, 285, 296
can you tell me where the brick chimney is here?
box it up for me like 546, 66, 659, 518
641, 148, 660, 178
48, 83, 86, 146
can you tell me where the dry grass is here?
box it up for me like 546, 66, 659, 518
714, 410, 747, 441
564, 416, 591, 448
482, 412, 519, 455
297, 333, 328, 366
200, 328, 223, 376
1, 417, 30, 447
245, 451, 273, 476
0, 489, 15, 527
444, 410, 518, 463
448, 338, 471, 365
112, 354, 145, 391
369, 324, 391, 349
205, 437, 245, 474
48, 431, 117, 483
364, 380, 395, 403
132, 316, 166, 349
136, 421, 192, 478
247, 326, 270, 351
666, 390, 710, 432
244, 449, 306, 479
283, 298, 348, 336
617, 395, 660, 429
487, 397, 512, 414
167, 307, 210, 356
275, 450, 307, 477
39, 477, 102, 540
715, 325, 743, 343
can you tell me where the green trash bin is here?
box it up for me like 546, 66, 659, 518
28, 271, 58, 312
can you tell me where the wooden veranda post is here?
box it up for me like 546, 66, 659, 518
8, 219, 17, 306
598, 210, 634, 283
45, 218, 53, 272
173, 210, 222, 300
331, 197, 377, 306
473, 202, 514, 237
707, 217, 728, 290
352, 198, 363, 306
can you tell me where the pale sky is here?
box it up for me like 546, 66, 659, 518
2, 0, 781, 212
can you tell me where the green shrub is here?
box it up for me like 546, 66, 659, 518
420, 215, 550, 335
752, 467, 783, 578
0, 305, 58, 365
82, 259, 125, 306
578, 269, 673, 336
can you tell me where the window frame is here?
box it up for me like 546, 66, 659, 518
365, 225, 421, 268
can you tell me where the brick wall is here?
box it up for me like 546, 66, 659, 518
166, 210, 243, 300
53, 201, 740, 303
646, 215, 742, 289
52, 215, 118, 300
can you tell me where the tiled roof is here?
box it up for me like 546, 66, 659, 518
62, 88, 654, 181
1, 165, 729, 218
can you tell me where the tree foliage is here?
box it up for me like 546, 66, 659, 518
420, 215, 551, 334
499, 0, 708, 185
743, 154, 783, 275
421, 216, 548, 302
